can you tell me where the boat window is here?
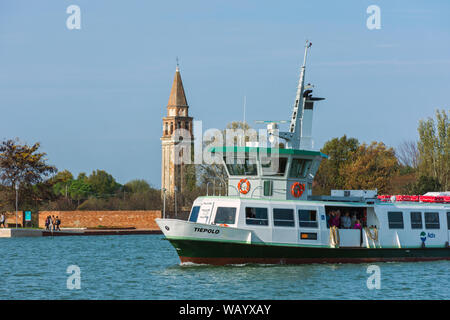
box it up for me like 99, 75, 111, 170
388, 212, 404, 229
245, 207, 269, 226
298, 210, 318, 228
410, 212, 422, 229
273, 208, 295, 227
289, 159, 312, 178
189, 206, 200, 222
224, 156, 258, 176
447, 212, 450, 230
214, 207, 236, 225
425, 212, 440, 229
261, 157, 288, 176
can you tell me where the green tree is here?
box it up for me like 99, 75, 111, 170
417, 109, 449, 190
51, 169, 74, 197
69, 179, 93, 205
87, 170, 121, 197
403, 175, 442, 195
124, 179, 151, 193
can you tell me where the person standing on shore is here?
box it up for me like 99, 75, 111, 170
0, 212, 6, 228
55, 216, 61, 231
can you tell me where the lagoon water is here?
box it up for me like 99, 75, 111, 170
0, 234, 448, 300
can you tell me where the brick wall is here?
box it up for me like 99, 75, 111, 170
38, 210, 162, 229
4, 212, 24, 227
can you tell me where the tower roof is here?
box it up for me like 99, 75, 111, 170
167, 67, 188, 107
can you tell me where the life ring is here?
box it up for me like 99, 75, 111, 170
237, 179, 250, 194
291, 182, 305, 198
219, 224, 229, 227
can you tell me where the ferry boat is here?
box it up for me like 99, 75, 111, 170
156, 42, 450, 265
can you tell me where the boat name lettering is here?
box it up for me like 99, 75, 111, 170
194, 227, 220, 234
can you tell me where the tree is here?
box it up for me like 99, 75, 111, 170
417, 109, 449, 190
69, 179, 93, 205
51, 169, 74, 197
341, 142, 399, 194
0, 139, 57, 188
314, 135, 359, 194
87, 170, 121, 197
124, 179, 151, 193
0, 139, 57, 209
395, 140, 419, 170
403, 175, 442, 195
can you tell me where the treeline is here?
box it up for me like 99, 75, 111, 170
46, 170, 163, 211
313, 109, 449, 195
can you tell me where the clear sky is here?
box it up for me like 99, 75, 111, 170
1, 0, 449, 187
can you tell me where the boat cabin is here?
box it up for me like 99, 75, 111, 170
210, 146, 327, 201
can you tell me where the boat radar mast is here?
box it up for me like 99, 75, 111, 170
275, 40, 325, 150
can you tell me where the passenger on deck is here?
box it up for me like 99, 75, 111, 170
341, 212, 352, 229
330, 211, 340, 228
326, 211, 334, 228
353, 219, 362, 230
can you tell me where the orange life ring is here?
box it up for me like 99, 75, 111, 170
291, 182, 305, 198
219, 224, 229, 227
237, 178, 251, 194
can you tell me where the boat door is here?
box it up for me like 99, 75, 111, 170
197, 201, 215, 224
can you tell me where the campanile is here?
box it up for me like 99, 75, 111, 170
161, 65, 193, 194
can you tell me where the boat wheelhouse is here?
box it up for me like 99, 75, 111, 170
156, 41, 450, 265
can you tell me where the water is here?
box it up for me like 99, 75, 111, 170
0, 234, 448, 300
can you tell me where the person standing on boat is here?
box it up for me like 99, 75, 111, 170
331, 211, 341, 228
326, 211, 332, 228
353, 220, 362, 230
341, 212, 352, 229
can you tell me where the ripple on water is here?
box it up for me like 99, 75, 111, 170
0, 235, 449, 299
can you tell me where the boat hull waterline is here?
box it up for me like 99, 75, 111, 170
158, 219, 450, 265
170, 239, 450, 265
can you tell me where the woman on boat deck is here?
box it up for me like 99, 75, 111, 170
353, 219, 362, 230
330, 211, 341, 228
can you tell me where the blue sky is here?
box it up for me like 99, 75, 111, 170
1, 0, 449, 187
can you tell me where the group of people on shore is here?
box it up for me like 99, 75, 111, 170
327, 210, 363, 230
45, 215, 61, 231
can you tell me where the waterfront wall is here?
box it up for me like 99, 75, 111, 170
38, 210, 162, 229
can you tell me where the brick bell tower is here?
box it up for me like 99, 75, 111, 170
161, 64, 194, 195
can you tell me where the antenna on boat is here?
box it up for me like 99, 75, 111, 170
276, 40, 324, 150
